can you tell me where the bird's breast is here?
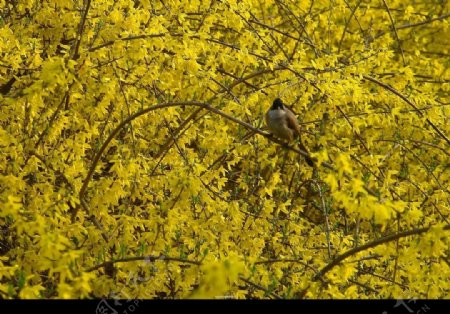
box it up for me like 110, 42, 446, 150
266, 110, 293, 141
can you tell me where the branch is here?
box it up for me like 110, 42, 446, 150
338, 0, 363, 53
313, 224, 450, 281
0, 77, 16, 95
151, 66, 284, 162
254, 258, 327, 285
381, 0, 405, 66
86, 254, 201, 272
79, 101, 326, 204
314, 180, 332, 259
361, 75, 450, 146
73, 0, 92, 59
89, 33, 166, 52
238, 275, 282, 299
375, 13, 450, 38
76, 101, 327, 224
336, 105, 371, 155
34, 91, 70, 149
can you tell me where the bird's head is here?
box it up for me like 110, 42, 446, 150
271, 98, 284, 110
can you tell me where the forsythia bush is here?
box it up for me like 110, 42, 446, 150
1, 0, 449, 299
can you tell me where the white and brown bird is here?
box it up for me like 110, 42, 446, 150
265, 98, 314, 167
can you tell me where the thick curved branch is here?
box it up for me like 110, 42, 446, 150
78, 101, 325, 214
313, 224, 450, 281
152, 66, 283, 161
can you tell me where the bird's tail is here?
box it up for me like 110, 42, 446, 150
298, 141, 315, 167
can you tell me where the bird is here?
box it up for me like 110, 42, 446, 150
265, 98, 315, 167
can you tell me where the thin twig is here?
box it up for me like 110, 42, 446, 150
338, 0, 363, 52
375, 13, 450, 38
89, 33, 166, 52
336, 105, 371, 155
238, 275, 282, 299
86, 254, 201, 272
348, 278, 378, 294
34, 92, 69, 149
381, 0, 406, 65
314, 180, 332, 259
361, 75, 450, 146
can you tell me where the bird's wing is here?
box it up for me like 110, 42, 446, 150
286, 109, 315, 167
285, 109, 301, 137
